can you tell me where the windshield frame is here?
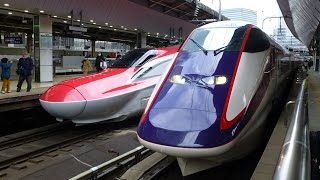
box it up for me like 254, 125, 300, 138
109, 48, 153, 68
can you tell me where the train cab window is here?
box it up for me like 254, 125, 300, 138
130, 55, 174, 81
109, 48, 152, 68
244, 28, 270, 53
182, 27, 238, 52
137, 55, 156, 67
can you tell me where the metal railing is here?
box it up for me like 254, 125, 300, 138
273, 79, 310, 180
69, 145, 148, 180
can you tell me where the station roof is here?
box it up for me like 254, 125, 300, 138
277, 0, 320, 47
0, 0, 227, 46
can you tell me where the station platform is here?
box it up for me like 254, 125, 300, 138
251, 68, 320, 179
0, 74, 82, 100
0, 74, 82, 112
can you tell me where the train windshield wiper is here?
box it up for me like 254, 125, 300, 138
213, 45, 228, 56
189, 38, 208, 55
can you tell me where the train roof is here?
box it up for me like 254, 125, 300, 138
198, 20, 291, 55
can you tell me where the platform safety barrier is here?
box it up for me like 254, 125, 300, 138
273, 79, 310, 180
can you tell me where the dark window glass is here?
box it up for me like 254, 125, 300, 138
244, 28, 270, 53
137, 55, 156, 66
109, 48, 152, 68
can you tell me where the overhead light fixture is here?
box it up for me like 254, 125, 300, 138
109, 25, 113, 28
90, 20, 94, 22
68, 15, 71, 18
105, 23, 108, 25
98, 26, 101, 28
53, 15, 57, 18
124, 28, 127, 30
121, 26, 124, 28
8, 12, 12, 15
134, 28, 137, 31
24, 10, 29, 13
63, 21, 67, 23
114, 29, 117, 31
77, 19, 80, 22
4, 3, 9, 7
40, 10, 44, 13
93, 22, 96, 24
81, 23, 84, 26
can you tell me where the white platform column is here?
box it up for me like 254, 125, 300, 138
34, 15, 53, 82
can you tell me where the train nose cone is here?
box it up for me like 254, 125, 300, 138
138, 81, 231, 148
139, 107, 220, 148
39, 84, 86, 119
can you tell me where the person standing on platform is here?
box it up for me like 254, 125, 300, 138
0, 58, 12, 94
82, 57, 93, 76
16, 51, 34, 92
95, 53, 105, 73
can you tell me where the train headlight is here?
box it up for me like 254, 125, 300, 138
170, 75, 190, 84
201, 76, 227, 85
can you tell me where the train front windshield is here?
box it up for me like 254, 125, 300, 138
182, 26, 244, 53
109, 48, 152, 68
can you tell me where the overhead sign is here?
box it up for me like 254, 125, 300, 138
4, 34, 23, 44
69, 26, 87, 32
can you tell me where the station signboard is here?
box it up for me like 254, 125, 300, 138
4, 34, 23, 44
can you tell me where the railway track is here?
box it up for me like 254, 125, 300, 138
0, 120, 138, 171
0, 121, 73, 151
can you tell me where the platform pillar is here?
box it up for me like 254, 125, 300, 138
33, 15, 53, 82
313, 51, 319, 72
137, 31, 146, 48
91, 40, 96, 57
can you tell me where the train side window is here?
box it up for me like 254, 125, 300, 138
244, 28, 270, 53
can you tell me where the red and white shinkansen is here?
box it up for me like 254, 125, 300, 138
40, 45, 179, 124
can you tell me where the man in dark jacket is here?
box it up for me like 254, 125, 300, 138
16, 51, 33, 92
95, 53, 105, 72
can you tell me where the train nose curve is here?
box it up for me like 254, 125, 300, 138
39, 84, 86, 119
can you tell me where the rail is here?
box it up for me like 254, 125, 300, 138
69, 145, 148, 180
273, 79, 310, 180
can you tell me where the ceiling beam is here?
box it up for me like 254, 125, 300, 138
149, 0, 165, 8
163, 2, 187, 14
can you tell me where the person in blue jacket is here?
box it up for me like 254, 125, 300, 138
0, 58, 12, 94
16, 51, 33, 92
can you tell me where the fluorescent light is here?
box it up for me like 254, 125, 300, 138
24, 10, 29, 13
40, 10, 44, 13
53, 15, 57, 18
93, 22, 96, 24
4, 4, 9, 7
105, 23, 108, 25
98, 26, 101, 28
90, 20, 94, 22
68, 15, 71, 18
109, 25, 113, 27
134, 28, 137, 31
63, 21, 67, 23
77, 19, 80, 22
8, 12, 12, 15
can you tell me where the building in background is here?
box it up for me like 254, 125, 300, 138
222, 8, 257, 25
272, 19, 308, 52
